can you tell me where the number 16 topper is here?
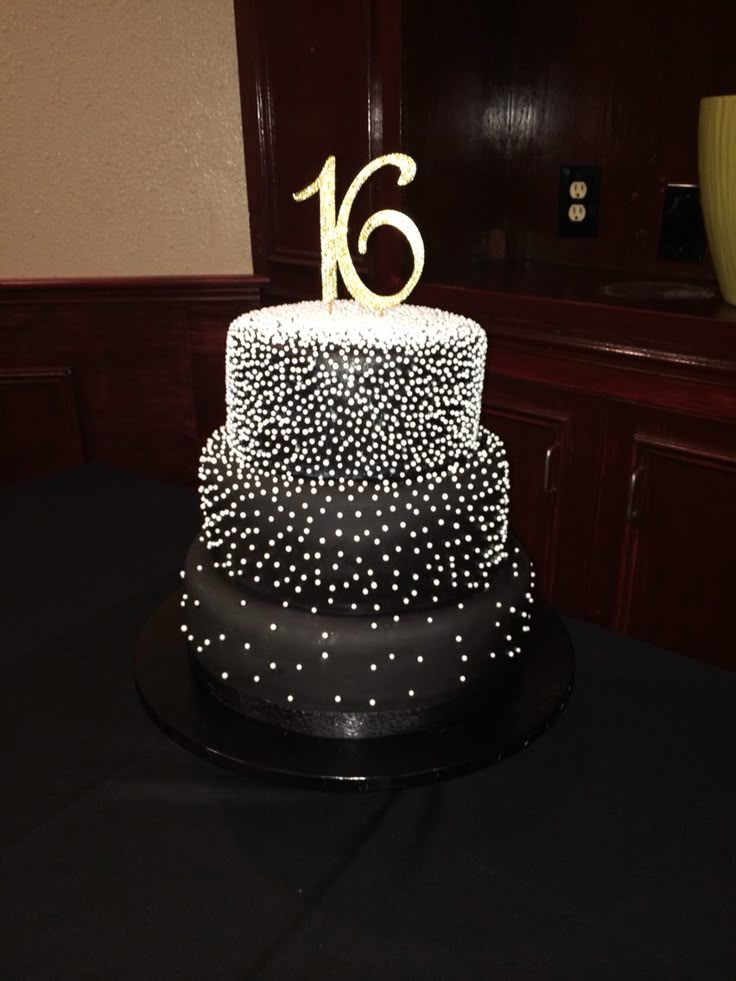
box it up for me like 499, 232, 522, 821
293, 153, 425, 313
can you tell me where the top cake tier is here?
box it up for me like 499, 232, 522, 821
225, 300, 487, 481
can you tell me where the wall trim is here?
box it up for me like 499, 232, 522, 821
0, 275, 269, 304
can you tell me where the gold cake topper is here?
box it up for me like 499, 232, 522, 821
294, 154, 425, 312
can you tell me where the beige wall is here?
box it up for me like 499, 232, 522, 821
0, 0, 252, 278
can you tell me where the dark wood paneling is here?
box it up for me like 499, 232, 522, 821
401, 0, 736, 279
235, 0, 736, 290
402, 1, 510, 277
0, 368, 84, 484
0, 277, 265, 485
234, 0, 402, 301
235, 0, 374, 291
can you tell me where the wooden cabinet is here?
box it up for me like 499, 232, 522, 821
474, 315, 736, 667
480, 375, 736, 667
593, 407, 736, 668
478, 368, 736, 667
0, 279, 265, 486
0, 368, 84, 485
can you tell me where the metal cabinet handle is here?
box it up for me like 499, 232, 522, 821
543, 441, 560, 494
627, 465, 645, 521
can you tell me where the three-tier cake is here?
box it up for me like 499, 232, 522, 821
181, 299, 535, 738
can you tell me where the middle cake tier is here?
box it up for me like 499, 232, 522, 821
198, 424, 510, 615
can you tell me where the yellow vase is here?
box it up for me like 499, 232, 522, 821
699, 95, 736, 305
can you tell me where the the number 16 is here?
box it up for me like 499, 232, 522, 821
293, 154, 425, 312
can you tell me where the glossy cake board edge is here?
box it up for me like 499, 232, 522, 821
135, 594, 574, 790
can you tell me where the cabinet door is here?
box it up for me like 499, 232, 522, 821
482, 377, 602, 617
594, 408, 736, 667
0, 369, 84, 484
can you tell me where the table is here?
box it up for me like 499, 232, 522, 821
2, 464, 734, 980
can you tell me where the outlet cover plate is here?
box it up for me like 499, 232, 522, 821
559, 164, 600, 237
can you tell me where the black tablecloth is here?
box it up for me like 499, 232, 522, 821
2, 464, 734, 981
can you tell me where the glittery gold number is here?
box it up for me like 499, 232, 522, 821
294, 154, 425, 312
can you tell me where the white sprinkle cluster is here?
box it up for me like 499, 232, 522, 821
197, 426, 509, 611
225, 300, 486, 481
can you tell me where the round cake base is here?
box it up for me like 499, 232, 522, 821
135, 595, 574, 789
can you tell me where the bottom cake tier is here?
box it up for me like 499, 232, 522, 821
182, 535, 535, 739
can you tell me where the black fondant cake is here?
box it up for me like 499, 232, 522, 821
181, 300, 535, 738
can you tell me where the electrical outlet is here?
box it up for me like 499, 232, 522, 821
568, 203, 586, 222
559, 165, 600, 237
570, 181, 588, 200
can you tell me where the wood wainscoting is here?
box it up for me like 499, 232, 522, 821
0, 277, 267, 486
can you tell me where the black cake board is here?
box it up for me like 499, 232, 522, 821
135, 595, 574, 790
